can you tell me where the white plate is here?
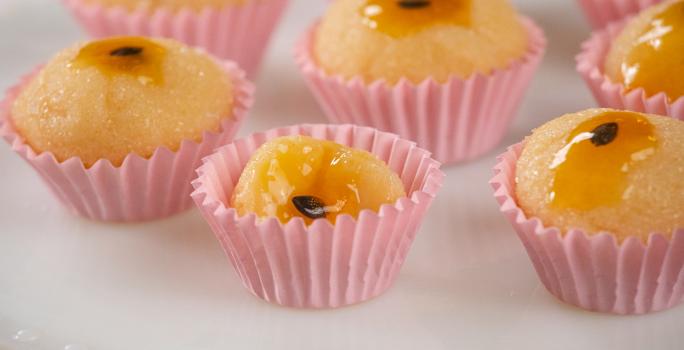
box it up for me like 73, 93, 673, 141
1, 0, 683, 349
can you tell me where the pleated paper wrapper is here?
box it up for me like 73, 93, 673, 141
295, 17, 546, 165
577, 18, 684, 120
0, 61, 254, 222
191, 124, 444, 308
576, 0, 661, 28
491, 143, 684, 315
61, 0, 288, 77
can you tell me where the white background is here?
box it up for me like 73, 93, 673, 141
1, 0, 683, 349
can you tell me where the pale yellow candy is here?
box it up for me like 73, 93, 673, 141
232, 136, 407, 225
11, 36, 234, 167
313, 0, 528, 84
83, 0, 255, 12
515, 108, 684, 242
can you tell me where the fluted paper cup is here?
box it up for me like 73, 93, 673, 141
295, 17, 546, 165
577, 18, 684, 120
61, 0, 288, 77
491, 143, 684, 315
191, 124, 444, 308
576, 0, 661, 28
0, 61, 254, 222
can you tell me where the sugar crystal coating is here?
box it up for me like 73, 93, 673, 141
515, 108, 684, 242
11, 36, 234, 167
313, 0, 528, 84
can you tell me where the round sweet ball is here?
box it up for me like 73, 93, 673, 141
11, 36, 234, 168
313, 0, 529, 84
605, 0, 684, 101
232, 136, 407, 225
83, 0, 252, 12
515, 108, 684, 242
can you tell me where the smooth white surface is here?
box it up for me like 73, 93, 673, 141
1, 1, 683, 349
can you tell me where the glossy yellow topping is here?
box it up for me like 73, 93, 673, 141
231, 136, 407, 225
359, 0, 472, 37
606, 1, 684, 101
549, 111, 657, 210
73, 36, 167, 86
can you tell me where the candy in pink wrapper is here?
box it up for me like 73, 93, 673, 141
577, 18, 684, 120
0, 62, 254, 222
576, 0, 661, 29
61, 0, 288, 77
295, 17, 546, 165
191, 124, 444, 308
491, 143, 684, 315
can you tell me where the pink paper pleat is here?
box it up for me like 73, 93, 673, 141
576, 18, 684, 120
0, 62, 254, 222
491, 143, 684, 315
191, 124, 445, 308
61, 0, 288, 77
576, 0, 662, 29
294, 17, 546, 165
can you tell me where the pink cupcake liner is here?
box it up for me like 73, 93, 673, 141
61, 0, 289, 77
0, 61, 254, 222
294, 17, 546, 165
577, 18, 684, 120
576, 0, 661, 29
191, 124, 444, 308
491, 143, 684, 315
